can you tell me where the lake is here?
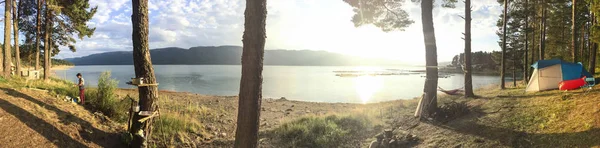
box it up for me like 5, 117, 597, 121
54, 65, 499, 103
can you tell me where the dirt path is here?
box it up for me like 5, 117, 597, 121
0, 87, 124, 148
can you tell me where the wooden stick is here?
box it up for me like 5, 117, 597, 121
414, 94, 425, 117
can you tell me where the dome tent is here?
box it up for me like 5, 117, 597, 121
525, 59, 593, 92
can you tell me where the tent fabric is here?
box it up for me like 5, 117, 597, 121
532, 59, 562, 69
526, 59, 593, 92
561, 62, 584, 80
536, 65, 563, 91
526, 70, 539, 92
530, 59, 592, 81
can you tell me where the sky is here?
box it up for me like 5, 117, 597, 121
5, 0, 503, 64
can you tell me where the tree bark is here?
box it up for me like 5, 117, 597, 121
501, 0, 508, 89
416, 0, 438, 118
540, 2, 546, 60
35, 0, 41, 70
13, 0, 20, 77
580, 24, 585, 62
587, 10, 592, 65
524, 0, 529, 82
572, 0, 578, 62
130, 0, 159, 147
591, 43, 597, 75
3, 0, 11, 76
464, 0, 474, 97
532, 6, 536, 65
513, 50, 517, 87
590, 14, 597, 75
233, 0, 267, 147
43, 8, 51, 80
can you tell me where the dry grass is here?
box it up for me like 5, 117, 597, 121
1, 75, 598, 147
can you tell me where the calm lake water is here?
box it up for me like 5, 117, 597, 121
54, 65, 499, 103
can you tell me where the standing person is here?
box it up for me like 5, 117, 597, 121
76, 73, 85, 104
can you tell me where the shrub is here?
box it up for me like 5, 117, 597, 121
271, 114, 372, 148
88, 71, 130, 122
434, 101, 470, 123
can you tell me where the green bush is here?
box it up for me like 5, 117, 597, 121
271, 115, 372, 148
88, 71, 130, 122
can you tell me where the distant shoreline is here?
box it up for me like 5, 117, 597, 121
51, 65, 74, 70
17, 65, 74, 71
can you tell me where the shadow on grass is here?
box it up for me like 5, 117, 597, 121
0, 87, 123, 147
436, 104, 600, 147
0, 99, 88, 147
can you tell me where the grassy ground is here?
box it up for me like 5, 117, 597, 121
0, 76, 598, 147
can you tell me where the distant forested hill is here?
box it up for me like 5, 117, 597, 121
65, 46, 406, 66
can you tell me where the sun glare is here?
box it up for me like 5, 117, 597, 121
354, 75, 384, 104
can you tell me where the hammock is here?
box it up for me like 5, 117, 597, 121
438, 86, 464, 95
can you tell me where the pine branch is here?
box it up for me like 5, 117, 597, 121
382, 2, 403, 21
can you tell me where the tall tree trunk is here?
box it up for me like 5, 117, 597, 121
501, 0, 508, 89
591, 43, 597, 75
130, 0, 160, 147
524, 0, 529, 82
590, 14, 597, 75
513, 51, 517, 87
540, 2, 546, 60
580, 24, 585, 62
35, 0, 41, 70
49, 37, 52, 69
234, 0, 267, 147
3, 0, 12, 76
43, 9, 51, 80
586, 15, 591, 65
416, 0, 438, 118
512, 61, 516, 87
532, 4, 536, 65
573, 0, 578, 62
463, 0, 474, 97
13, 0, 20, 77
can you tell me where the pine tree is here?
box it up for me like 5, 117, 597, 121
501, 0, 508, 89
3, 0, 12, 76
463, 0, 475, 97
130, 0, 159, 147
342, 0, 456, 118
573, 0, 579, 62
35, 0, 41, 70
40, 0, 96, 80
233, 0, 268, 146
13, 0, 21, 76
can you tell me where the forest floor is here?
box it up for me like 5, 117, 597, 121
0, 75, 598, 147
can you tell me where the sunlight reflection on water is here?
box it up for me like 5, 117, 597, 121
350, 67, 385, 104
354, 75, 384, 104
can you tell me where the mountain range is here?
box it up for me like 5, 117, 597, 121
65, 46, 409, 66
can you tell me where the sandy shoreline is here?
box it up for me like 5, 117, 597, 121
51, 65, 74, 70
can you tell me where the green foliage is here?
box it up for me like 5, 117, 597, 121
342, 0, 414, 32
271, 115, 372, 148
17, 0, 96, 55
52, 59, 74, 66
451, 51, 499, 71
87, 71, 130, 122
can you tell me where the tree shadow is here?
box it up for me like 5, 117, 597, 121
0, 99, 88, 147
0, 87, 123, 147
434, 105, 600, 147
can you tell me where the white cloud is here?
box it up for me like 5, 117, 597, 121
45, 0, 503, 64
